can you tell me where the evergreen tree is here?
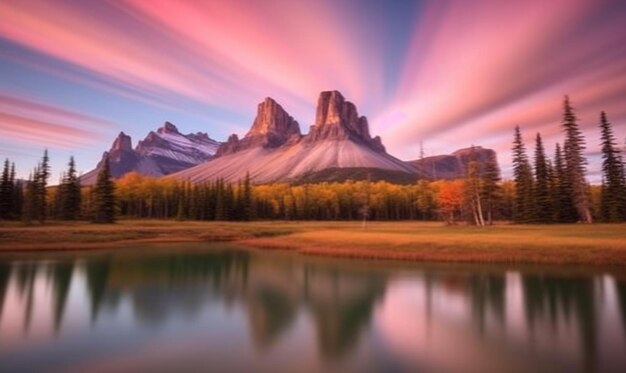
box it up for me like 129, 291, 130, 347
91, 159, 116, 223
242, 172, 253, 221
22, 171, 38, 223
599, 112, 625, 221
60, 156, 82, 220
553, 143, 576, 222
482, 152, 500, 225
512, 126, 534, 223
0, 159, 12, 219
562, 96, 592, 223
215, 179, 225, 220
533, 133, 552, 222
36, 150, 50, 223
12, 164, 23, 219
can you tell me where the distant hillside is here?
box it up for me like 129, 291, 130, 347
409, 147, 498, 180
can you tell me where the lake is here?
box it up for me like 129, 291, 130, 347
0, 244, 625, 372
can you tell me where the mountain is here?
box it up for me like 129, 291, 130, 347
170, 91, 417, 184
409, 146, 498, 179
81, 122, 220, 185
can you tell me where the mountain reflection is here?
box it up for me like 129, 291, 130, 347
0, 249, 625, 371
0, 249, 387, 359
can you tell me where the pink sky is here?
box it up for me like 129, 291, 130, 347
0, 0, 624, 180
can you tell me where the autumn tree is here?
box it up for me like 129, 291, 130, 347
436, 180, 464, 224
415, 179, 437, 220
562, 96, 592, 223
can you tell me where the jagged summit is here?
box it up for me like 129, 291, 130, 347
216, 97, 301, 156
111, 131, 133, 153
215, 91, 385, 158
173, 90, 414, 184
81, 122, 220, 185
83, 91, 499, 185
306, 91, 385, 152
157, 121, 180, 134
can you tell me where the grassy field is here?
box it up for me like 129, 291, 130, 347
0, 220, 625, 265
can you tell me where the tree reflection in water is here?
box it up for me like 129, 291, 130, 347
0, 248, 624, 372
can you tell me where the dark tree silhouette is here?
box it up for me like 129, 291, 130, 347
91, 159, 116, 223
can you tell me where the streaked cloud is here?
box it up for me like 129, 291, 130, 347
0, 95, 112, 149
0, 0, 624, 179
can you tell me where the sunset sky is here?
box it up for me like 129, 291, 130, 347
1, 0, 625, 181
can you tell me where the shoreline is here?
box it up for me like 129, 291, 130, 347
1, 221, 625, 266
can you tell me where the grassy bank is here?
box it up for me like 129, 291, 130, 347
1, 220, 625, 265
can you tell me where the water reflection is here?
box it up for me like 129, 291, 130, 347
0, 246, 625, 372
522, 275, 596, 371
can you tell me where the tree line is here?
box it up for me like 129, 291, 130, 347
0, 96, 624, 224
0, 153, 115, 223
511, 96, 625, 223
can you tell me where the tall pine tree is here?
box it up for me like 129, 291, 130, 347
562, 96, 592, 223
599, 111, 625, 221
553, 143, 576, 222
481, 153, 500, 225
0, 159, 12, 219
512, 126, 534, 223
242, 171, 253, 221
91, 159, 116, 223
11, 163, 23, 219
60, 156, 82, 220
533, 133, 552, 222
36, 150, 50, 223
23, 169, 38, 223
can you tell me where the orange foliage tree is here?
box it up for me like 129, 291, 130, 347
434, 180, 465, 224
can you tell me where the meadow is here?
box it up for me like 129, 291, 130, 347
1, 220, 625, 265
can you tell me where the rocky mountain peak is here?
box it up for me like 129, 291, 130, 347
82, 123, 220, 186
157, 121, 179, 134
216, 98, 301, 157
111, 132, 133, 152
246, 97, 300, 142
307, 90, 384, 152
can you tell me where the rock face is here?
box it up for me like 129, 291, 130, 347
111, 131, 133, 153
172, 91, 415, 184
81, 122, 220, 185
307, 91, 385, 152
216, 98, 301, 156
409, 146, 498, 179
82, 91, 500, 186
94, 132, 139, 181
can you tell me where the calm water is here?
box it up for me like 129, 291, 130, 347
0, 244, 625, 373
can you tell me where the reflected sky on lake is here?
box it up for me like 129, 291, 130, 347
0, 245, 625, 372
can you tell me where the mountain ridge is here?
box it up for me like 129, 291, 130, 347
81, 122, 220, 185
82, 91, 499, 185
170, 90, 415, 184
